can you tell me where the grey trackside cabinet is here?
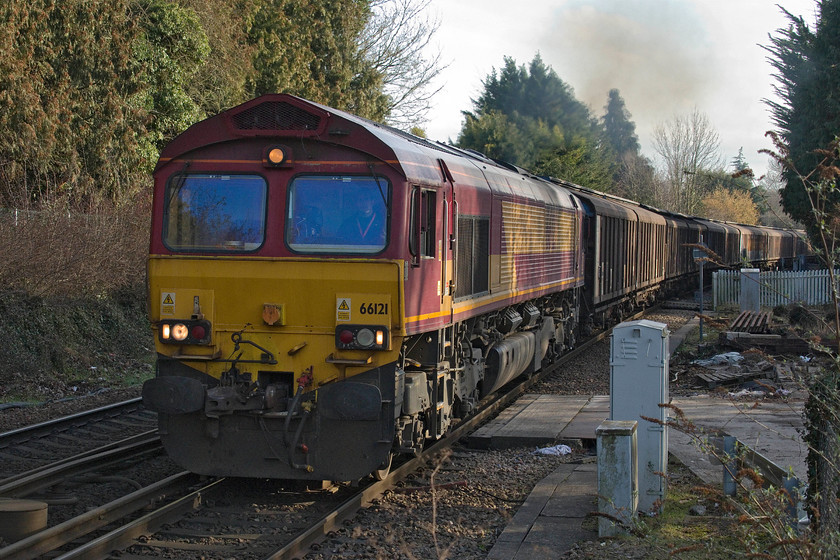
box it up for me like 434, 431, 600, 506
610, 320, 669, 513
597, 420, 638, 537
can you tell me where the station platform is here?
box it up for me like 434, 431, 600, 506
483, 319, 808, 559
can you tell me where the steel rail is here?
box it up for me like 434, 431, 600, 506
50, 475, 226, 560
0, 397, 145, 449
0, 431, 161, 498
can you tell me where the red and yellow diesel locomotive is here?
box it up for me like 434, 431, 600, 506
142, 94, 807, 481
142, 94, 584, 480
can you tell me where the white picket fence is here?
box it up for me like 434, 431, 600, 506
713, 269, 839, 309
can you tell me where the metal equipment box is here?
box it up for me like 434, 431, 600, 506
610, 319, 669, 513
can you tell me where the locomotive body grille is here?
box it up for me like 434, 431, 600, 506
231, 101, 322, 131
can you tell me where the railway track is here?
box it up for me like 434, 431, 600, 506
0, 398, 158, 479
0, 398, 188, 559
0, 308, 651, 559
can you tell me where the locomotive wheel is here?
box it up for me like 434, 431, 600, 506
373, 453, 393, 481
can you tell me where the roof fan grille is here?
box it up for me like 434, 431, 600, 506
232, 101, 321, 131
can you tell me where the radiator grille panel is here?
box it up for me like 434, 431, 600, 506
456, 216, 489, 298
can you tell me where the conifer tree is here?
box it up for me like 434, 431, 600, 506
602, 89, 640, 159
458, 54, 613, 191
599, 89, 659, 204
765, 1, 840, 232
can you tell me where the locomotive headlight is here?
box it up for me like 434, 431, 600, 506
375, 329, 385, 346
171, 323, 189, 341
356, 328, 375, 347
161, 323, 171, 340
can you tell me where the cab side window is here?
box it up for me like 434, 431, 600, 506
410, 188, 437, 264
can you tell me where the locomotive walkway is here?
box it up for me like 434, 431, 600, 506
482, 319, 807, 559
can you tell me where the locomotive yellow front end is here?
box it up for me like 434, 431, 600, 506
141, 96, 407, 481
145, 256, 402, 480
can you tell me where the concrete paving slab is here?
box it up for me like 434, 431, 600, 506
538, 463, 578, 486
543, 488, 595, 518
559, 409, 609, 440
468, 395, 591, 449
485, 539, 521, 560
668, 428, 721, 486
669, 317, 699, 354
519, 516, 593, 546
670, 396, 806, 483
468, 396, 536, 449
487, 462, 597, 559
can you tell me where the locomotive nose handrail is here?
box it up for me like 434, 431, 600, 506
229, 332, 278, 364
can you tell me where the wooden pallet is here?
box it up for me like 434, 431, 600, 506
729, 311, 772, 334
696, 368, 768, 388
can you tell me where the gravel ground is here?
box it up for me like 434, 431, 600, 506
0, 309, 704, 559
534, 309, 695, 396
305, 448, 583, 560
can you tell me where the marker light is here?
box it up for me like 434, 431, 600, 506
268, 147, 285, 164
339, 330, 355, 344
159, 319, 212, 345
264, 145, 292, 167
190, 324, 206, 341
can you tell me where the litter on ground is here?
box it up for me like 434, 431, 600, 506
693, 352, 744, 367
533, 444, 572, 456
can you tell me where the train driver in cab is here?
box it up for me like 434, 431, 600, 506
338, 187, 387, 246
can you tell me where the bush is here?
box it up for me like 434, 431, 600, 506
0, 198, 150, 298
0, 286, 154, 402
0, 196, 154, 402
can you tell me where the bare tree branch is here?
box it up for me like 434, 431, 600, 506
360, 0, 447, 129
653, 108, 723, 214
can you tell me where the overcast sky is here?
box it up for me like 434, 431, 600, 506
419, 0, 819, 179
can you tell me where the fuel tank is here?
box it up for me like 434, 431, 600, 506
483, 331, 536, 396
